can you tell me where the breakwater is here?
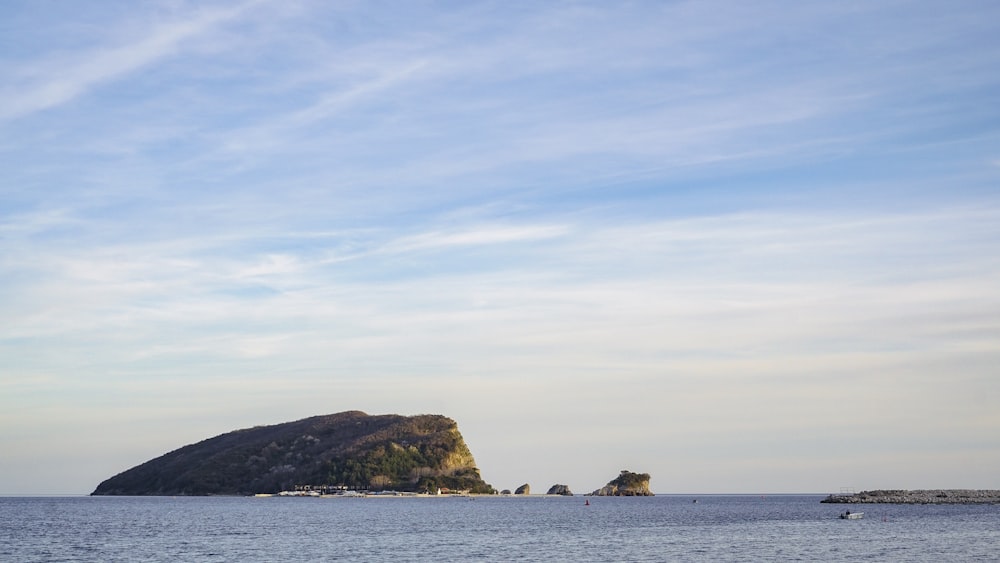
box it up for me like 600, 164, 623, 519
821, 489, 1000, 504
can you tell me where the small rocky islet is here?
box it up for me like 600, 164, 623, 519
821, 489, 1000, 504
546, 484, 573, 496
586, 470, 654, 496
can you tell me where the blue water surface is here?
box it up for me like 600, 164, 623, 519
1, 495, 997, 562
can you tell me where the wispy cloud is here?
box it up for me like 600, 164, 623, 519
215, 55, 432, 156
382, 224, 569, 254
3, 0, 1000, 494
0, 1, 262, 121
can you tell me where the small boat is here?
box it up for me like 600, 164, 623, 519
840, 511, 864, 520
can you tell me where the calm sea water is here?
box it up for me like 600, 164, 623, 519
1, 495, 997, 562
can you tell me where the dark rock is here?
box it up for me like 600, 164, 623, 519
546, 484, 573, 496
514, 483, 531, 495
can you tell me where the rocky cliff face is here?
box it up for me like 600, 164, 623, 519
92, 411, 494, 496
587, 470, 653, 496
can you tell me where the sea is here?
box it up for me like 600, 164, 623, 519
1, 494, 997, 562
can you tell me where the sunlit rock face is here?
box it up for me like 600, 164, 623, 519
587, 470, 653, 496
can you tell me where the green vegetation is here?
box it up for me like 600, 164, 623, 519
92, 411, 494, 495
610, 470, 651, 490
320, 441, 493, 493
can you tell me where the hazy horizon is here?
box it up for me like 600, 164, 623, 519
2, 1, 999, 495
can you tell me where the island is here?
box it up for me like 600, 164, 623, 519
587, 470, 653, 496
92, 411, 495, 496
821, 490, 1000, 504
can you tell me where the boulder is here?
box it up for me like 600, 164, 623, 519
546, 484, 573, 496
514, 483, 531, 495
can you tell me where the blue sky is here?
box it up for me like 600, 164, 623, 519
2, 0, 999, 494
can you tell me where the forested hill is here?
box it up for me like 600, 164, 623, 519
92, 411, 494, 495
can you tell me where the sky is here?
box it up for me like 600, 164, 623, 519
2, 0, 999, 495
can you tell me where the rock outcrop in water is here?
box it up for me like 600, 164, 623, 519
821, 489, 1000, 504
92, 411, 494, 496
547, 484, 573, 496
587, 470, 653, 496
515, 483, 531, 495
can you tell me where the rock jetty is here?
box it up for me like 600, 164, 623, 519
821, 490, 1000, 504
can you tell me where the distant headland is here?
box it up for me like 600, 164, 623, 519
821, 490, 1000, 504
